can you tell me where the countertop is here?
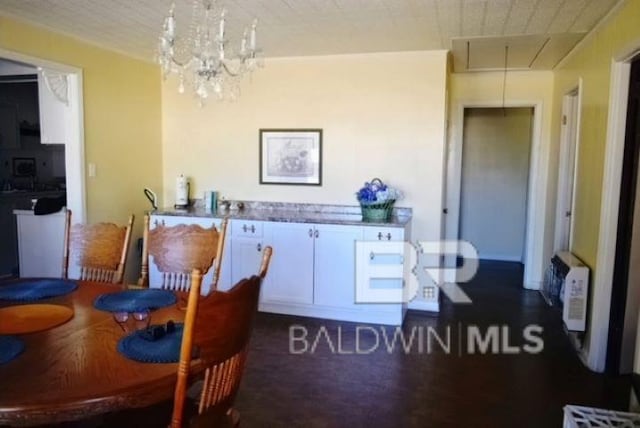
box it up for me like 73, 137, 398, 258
153, 201, 412, 228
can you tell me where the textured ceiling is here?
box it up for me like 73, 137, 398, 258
0, 0, 621, 65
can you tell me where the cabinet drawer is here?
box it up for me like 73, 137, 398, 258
363, 226, 404, 241
232, 220, 263, 237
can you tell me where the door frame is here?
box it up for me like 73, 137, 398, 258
554, 81, 583, 252
445, 100, 543, 289
588, 45, 640, 372
0, 48, 86, 222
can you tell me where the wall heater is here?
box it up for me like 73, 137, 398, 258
542, 251, 589, 332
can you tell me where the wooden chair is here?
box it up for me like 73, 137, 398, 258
171, 270, 262, 428
138, 215, 228, 292
258, 245, 273, 280
61, 210, 134, 284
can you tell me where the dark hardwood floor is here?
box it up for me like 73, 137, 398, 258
48, 261, 631, 427
233, 261, 631, 427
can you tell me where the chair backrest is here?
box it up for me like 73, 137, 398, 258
258, 245, 273, 279
138, 215, 228, 292
61, 210, 134, 284
171, 270, 262, 428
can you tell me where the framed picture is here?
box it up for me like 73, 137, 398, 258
259, 129, 322, 185
12, 157, 36, 177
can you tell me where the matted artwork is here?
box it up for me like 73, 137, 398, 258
259, 129, 322, 185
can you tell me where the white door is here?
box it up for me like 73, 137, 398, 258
555, 89, 581, 251
313, 224, 363, 308
230, 236, 263, 285
262, 222, 314, 305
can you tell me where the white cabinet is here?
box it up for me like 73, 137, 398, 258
149, 215, 231, 293
14, 209, 66, 278
261, 222, 315, 305
149, 212, 410, 324
38, 70, 68, 145
230, 220, 265, 286
259, 221, 406, 324
313, 224, 363, 309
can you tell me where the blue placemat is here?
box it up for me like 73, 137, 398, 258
94, 289, 177, 313
117, 324, 184, 363
0, 336, 25, 364
0, 279, 78, 302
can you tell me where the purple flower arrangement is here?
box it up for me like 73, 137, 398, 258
356, 178, 403, 206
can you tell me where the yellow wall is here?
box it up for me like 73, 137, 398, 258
448, 70, 555, 286
551, 0, 640, 369
0, 17, 163, 281
553, 0, 640, 268
162, 51, 448, 241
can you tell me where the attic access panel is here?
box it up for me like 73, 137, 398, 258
451, 33, 585, 72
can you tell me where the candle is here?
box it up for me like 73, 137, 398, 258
219, 9, 226, 40
240, 29, 248, 55
250, 19, 257, 50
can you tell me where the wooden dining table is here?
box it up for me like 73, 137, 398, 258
0, 280, 195, 427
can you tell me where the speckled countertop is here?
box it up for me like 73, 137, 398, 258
153, 201, 412, 227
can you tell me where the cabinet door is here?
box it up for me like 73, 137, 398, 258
362, 225, 405, 312
262, 222, 314, 305
38, 71, 68, 145
148, 215, 231, 293
230, 236, 263, 286
313, 224, 363, 308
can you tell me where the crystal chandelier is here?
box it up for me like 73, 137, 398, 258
158, 0, 262, 104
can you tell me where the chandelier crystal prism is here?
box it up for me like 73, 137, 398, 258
157, 0, 262, 104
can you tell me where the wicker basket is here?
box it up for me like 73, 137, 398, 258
360, 199, 395, 222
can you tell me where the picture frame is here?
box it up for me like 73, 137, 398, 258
259, 129, 322, 185
12, 157, 36, 177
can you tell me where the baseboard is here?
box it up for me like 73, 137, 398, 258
258, 301, 405, 326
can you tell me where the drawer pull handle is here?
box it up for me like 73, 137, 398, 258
386, 233, 392, 241
242, 224, 248, 233
308, 228, 313, 237
257, 243, 262, 252
377, 232, 383, 240
370, 252, 375, 261
314, 230, 319, 238
251, 225, 255, 233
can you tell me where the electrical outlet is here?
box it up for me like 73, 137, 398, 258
88, 163, 96, 178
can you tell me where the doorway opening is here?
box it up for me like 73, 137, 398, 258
554, 84, 582, 253
0, 49, 84, 220
459, 107, 534, 263
0, 49, 85, 278
606, 56, 640, 374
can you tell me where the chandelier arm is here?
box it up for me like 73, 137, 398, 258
170, 56, 190, 69
222, 62, 240, 77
